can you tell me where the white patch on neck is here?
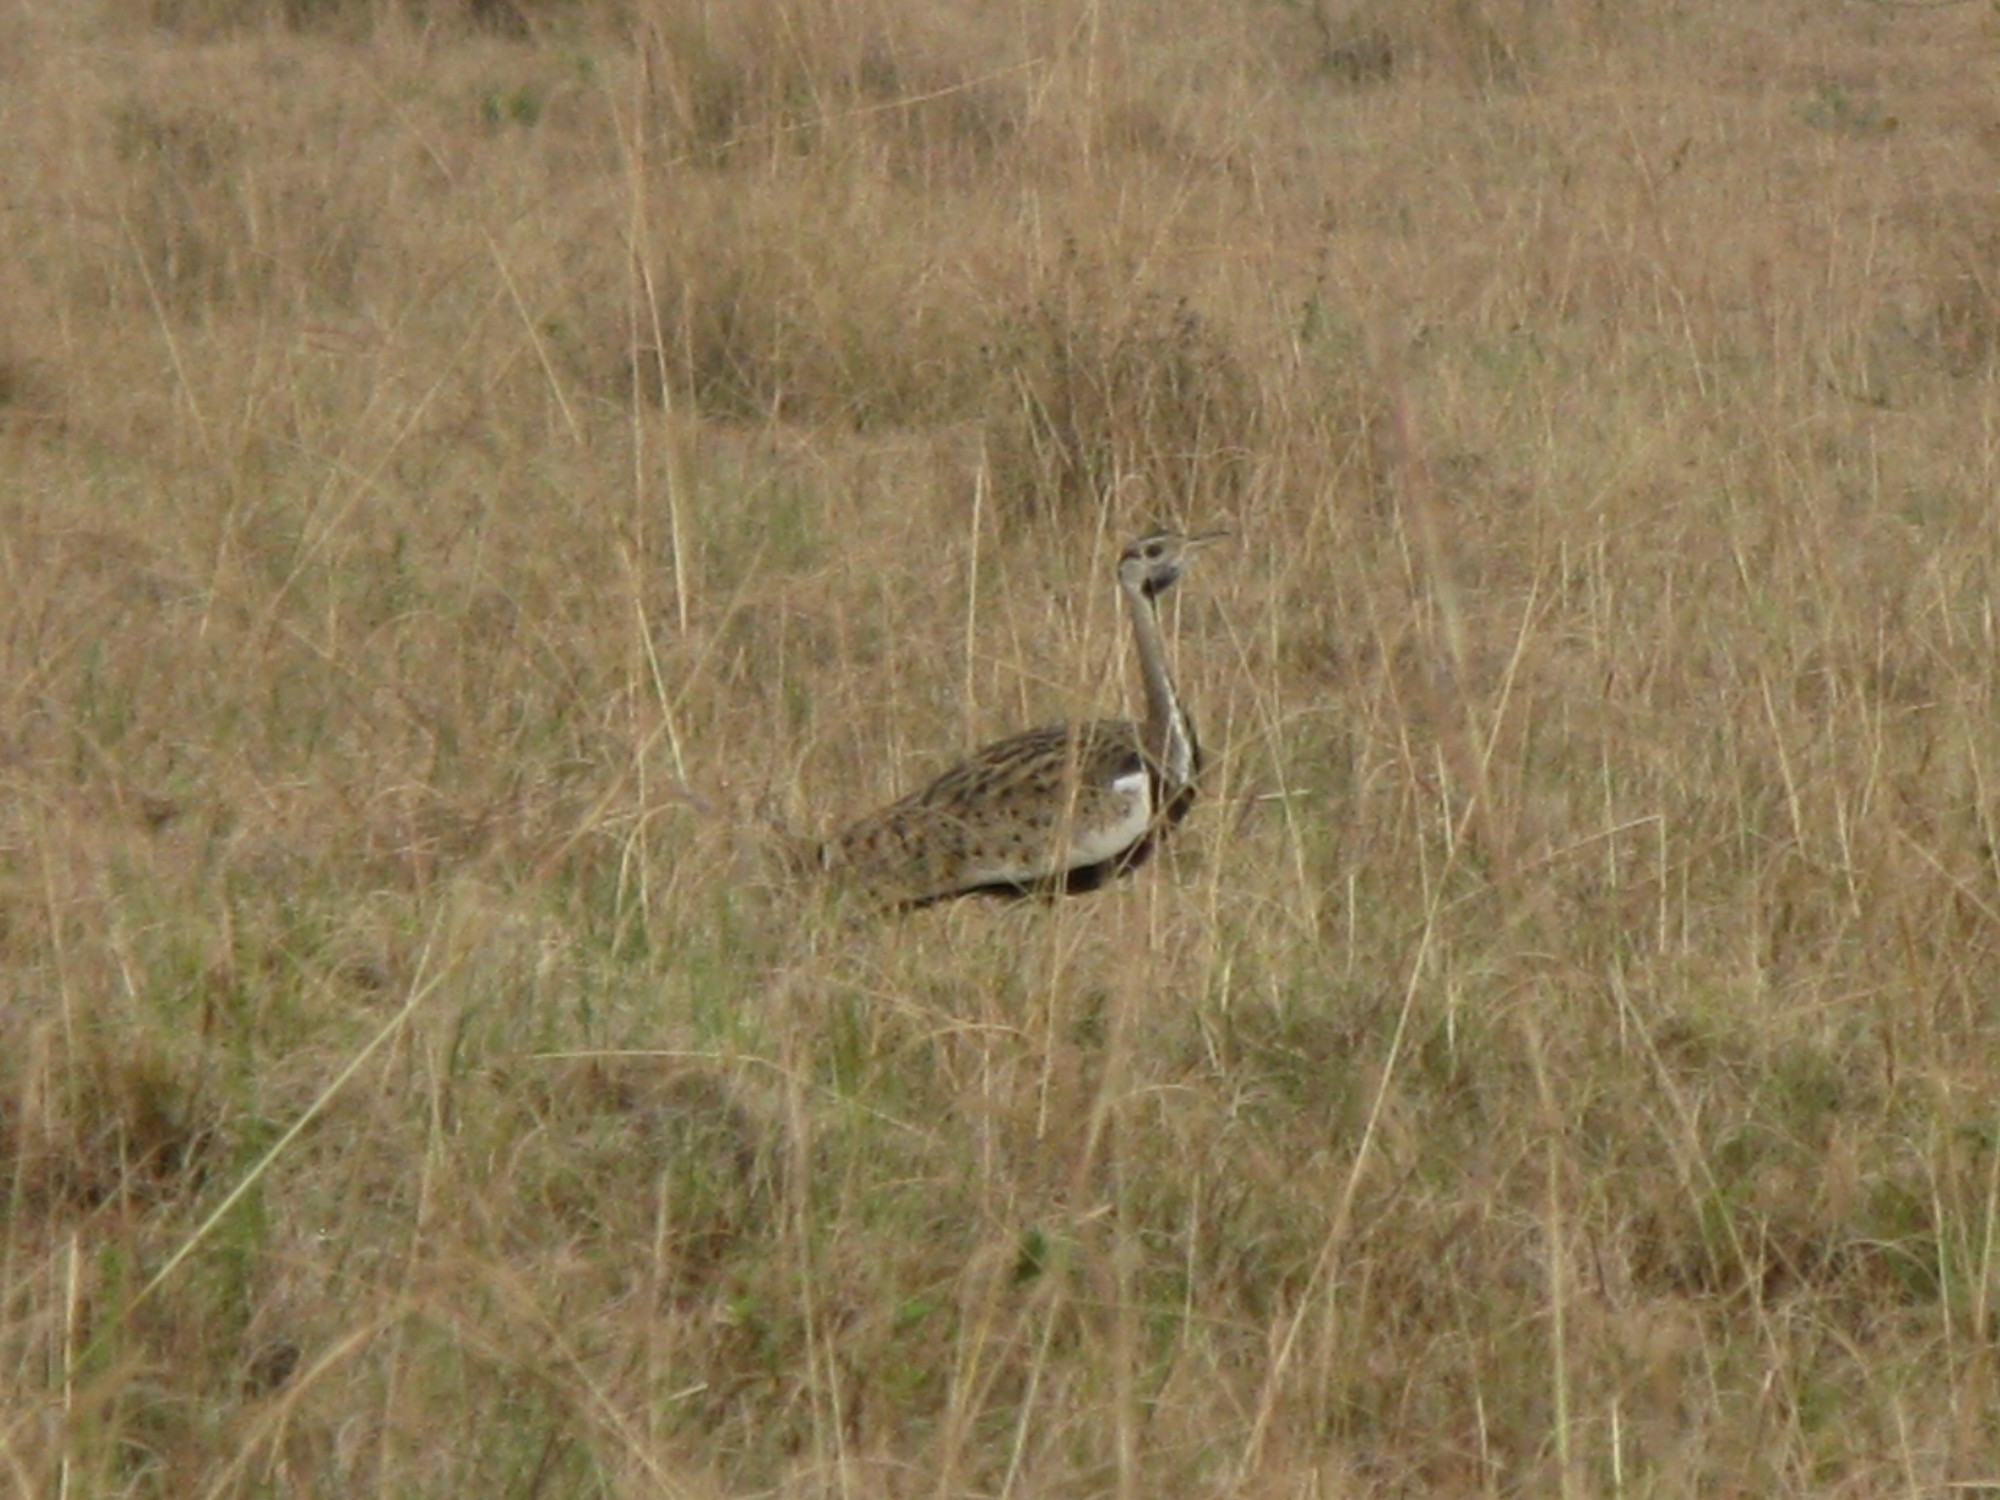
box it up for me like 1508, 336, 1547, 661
1159, 710, 1195, 788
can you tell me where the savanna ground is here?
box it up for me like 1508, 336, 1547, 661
4, 0, 2000, 1493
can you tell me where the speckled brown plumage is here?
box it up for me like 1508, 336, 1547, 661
822, 530, 1223, 909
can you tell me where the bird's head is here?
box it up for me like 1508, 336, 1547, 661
1119, 528, 1228, 601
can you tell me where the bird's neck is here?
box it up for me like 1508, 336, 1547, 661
1123, 578, 1198, 790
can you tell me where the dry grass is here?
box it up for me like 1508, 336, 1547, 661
6, 0, 2000, 1493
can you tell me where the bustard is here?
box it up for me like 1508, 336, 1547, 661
821, 529, 1225, 908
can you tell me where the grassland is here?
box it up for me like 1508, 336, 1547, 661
5, 0, 2000, 1493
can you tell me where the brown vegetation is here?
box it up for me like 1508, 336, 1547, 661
6, 0, 2000, 1493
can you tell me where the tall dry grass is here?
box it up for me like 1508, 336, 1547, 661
5, 0, 2000, 1493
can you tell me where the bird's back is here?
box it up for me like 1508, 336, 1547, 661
824, 719, 1188, 907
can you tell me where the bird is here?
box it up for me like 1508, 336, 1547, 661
820, 528, 1226, 908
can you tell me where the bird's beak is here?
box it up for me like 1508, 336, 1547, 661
1186, 529, 1231, 549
